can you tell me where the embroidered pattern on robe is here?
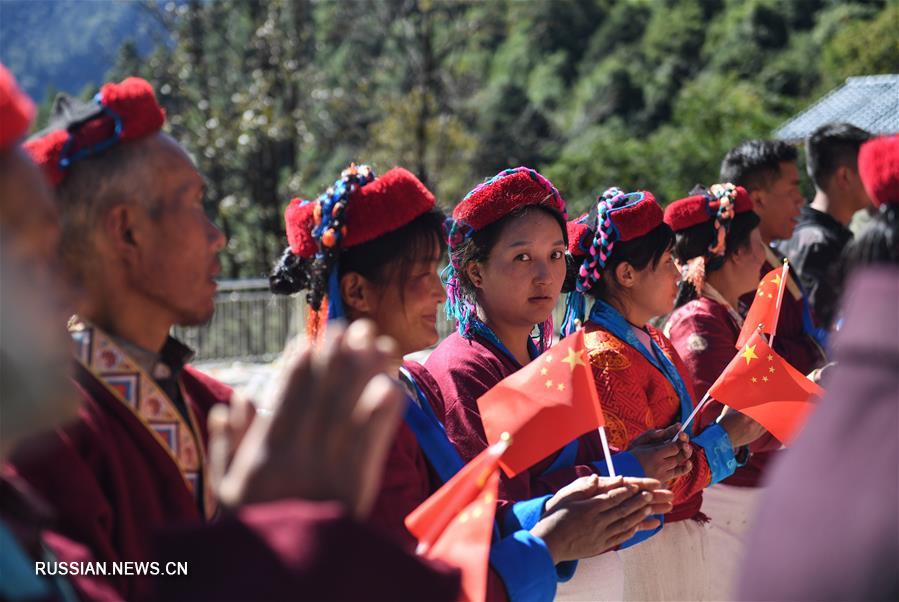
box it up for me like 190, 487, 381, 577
584, 324, 713, 519
69, 318, 215, 518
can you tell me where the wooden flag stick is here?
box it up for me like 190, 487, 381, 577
597, 426, 617, 478
672, 392, 712, 441
769, 259, 790, 349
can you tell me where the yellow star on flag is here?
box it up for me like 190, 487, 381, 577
751, 376, 758, 383
544, 379, 553, 388
561, 347, 586, 371
771, 273, 782, 286
767, 354, 773, 361
557, 383, 565, 391
769, 366, 775, 373
540, 367, 548, 376
740, 344, 759, 365
762, 376, 769, 382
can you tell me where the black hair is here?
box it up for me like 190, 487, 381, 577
805, 123, 871, 192
672, 211, 761, 307
270, 208, 447, 310
563, 222, 675, 298
720, 139, 799, 192
450, 203, 567, 301
842, 205, 899, 273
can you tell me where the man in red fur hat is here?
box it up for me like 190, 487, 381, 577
1, 64, 459, 601
6, 77, 232, 598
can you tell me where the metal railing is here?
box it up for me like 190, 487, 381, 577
173, 279, 301, 362
174, 278, 568, 362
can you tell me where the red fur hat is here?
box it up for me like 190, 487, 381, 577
285, 166, 436, 258
664, 184, 752, 231
451, 167, 566, 232
606, 190, 664, 241
24, 77, 165, 187
566, 213, 592, 258
0, 64, 35, 151
858, 135, 899, 208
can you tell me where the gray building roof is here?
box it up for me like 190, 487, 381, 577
774, 74, 899, 142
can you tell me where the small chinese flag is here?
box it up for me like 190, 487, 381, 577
709, 331, 824, 445
405, 441, 506, 602
737, 265, 787, 348
477, 330, 606, 477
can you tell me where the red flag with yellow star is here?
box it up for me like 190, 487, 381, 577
737, 264, 788, 348
477, 330, 606, 477
709, 331, 825, 445
405, 441, 506, 602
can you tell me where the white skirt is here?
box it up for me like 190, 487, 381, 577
700, 484, 764, 601
555, 550, 624, 602
617, 519, 712, 601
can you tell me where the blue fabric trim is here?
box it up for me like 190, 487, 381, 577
489, 530, 565, 602
693, 424, 738, 485
326, 268, 345, 321
590, 451, 644, 478
587, 299, 695, 434
470, 321, 539, 368
560, 291, 586, 337
545, 439, 579, 474
504, 495, 551, 534
800, 294, 829, 350
400, 369, 465, 484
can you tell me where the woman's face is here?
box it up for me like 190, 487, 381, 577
470, 209, 567, 331
730, 226, 767, 296
366, 242, 447, 356
625, 248, 681, 322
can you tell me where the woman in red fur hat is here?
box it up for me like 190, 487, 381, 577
560, 187, 768, 601
662, 183, 776, 599
269, 164, 671, 602
424, 170, 690, 600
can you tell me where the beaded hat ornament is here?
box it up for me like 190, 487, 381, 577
560, 188, 663, 336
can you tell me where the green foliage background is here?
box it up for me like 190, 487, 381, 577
37, 0, 899, 277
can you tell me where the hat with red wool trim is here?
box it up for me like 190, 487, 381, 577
559, 187, 663, 336
451, 166, 567, 232
285, 165, 436, 258
858, 135, 899, 208
24, 77, 165, 187
664, 183, 752, 293
664, 184, 752, 231
281, 164, 436, 339
444, 166, 568, 351
0, 64, 35, 151
566, 213, 592, 258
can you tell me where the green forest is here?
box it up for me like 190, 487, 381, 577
35, 0, 899, 278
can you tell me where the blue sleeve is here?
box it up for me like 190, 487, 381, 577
693, 423, 738, 485
490, 530, 578, 602
503, 495, 551, 534
590, 451, 645, 477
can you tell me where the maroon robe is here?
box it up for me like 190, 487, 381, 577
7, 363, 231, 599
667, 296, 780, 488
367, 362, 444, 549
368, 361, 528, 602
1, 474, 459, 602
0, 473, 122, 601
153, 500, 460, 602
424, 332, 604, 503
